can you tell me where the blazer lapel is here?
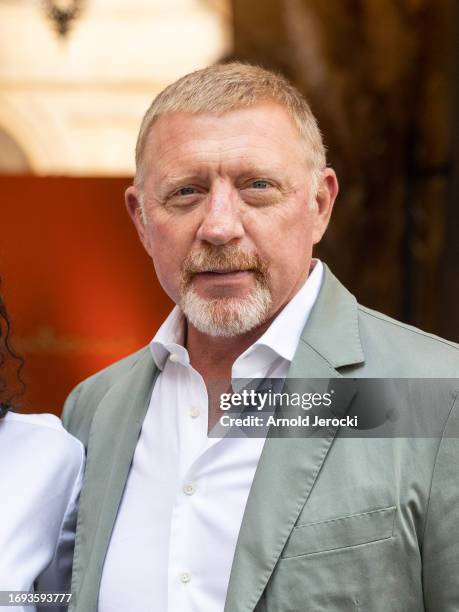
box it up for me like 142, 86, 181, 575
72, 350, 159, 611
224, 265, 365, 612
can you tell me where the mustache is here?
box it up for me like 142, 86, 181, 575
181, 245, 269, 283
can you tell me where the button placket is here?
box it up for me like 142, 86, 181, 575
179, 570, 192, 584
183, 482, 196, 496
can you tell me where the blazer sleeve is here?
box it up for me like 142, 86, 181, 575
61, 381, 99, 451
60, 346, 152, 450
422, 391, 459, 610
61, 384, 82, 431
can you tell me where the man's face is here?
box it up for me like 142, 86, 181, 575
126, 103, 338, 337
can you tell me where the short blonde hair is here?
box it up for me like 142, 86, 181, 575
134, 61, 326, 189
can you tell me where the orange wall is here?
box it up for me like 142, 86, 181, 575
1, 176, 173, 414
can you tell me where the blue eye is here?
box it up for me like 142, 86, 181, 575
176, 186, 196, 196
252, 180, 270, 189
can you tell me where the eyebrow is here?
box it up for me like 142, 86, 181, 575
159, 163, 286, 190
161, 173, 206, 187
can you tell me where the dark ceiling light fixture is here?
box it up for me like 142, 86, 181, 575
42, 0, 86, 38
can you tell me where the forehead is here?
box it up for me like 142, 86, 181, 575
142, 103, 307, 178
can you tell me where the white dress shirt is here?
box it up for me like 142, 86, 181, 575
0, 411, 84, 612
99, 260, 323, 612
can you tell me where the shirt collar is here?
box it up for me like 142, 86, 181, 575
235, 259, 323, 365
150, 305, 187, 370
150, 259, 323, 370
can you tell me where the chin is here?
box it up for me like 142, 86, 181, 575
180, 285, 272, 337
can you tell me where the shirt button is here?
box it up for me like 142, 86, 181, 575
179, 570, 192, 583
190, 406, 200, 418
183, 483, 196, 495
169, 353, 180, 363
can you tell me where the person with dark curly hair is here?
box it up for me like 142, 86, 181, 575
0, 287, 84, 611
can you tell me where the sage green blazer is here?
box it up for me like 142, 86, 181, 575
63, 264, 459, 611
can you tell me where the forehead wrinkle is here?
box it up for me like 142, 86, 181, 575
150, 125, 300, 162
144, 104, 310, 174
153, 145, 296, 184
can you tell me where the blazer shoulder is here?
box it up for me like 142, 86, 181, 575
357, 304, 459, 376
62, 346, 150, 447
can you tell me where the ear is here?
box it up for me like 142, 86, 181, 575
125, 186, 153, 257
311, 168, 339, 244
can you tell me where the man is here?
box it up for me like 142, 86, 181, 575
63, 63, 459, 611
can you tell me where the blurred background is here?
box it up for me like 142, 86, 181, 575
1, 0, 458, 413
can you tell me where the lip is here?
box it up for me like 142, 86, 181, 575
193, 270, 254, 283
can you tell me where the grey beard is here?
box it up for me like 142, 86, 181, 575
180, 282, 272, 337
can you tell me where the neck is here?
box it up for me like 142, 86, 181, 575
185, 313, 277, 382
184, 261, 316, 380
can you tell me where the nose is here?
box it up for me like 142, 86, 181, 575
196, 181, 244, 246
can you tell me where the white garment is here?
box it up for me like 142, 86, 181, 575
0, 411, 85, 612
99, 260, 323, 612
